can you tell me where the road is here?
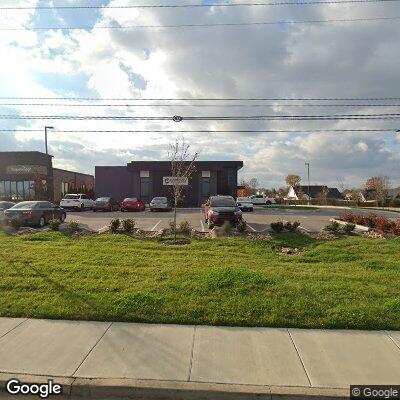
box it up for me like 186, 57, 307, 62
65, 206, 399, 233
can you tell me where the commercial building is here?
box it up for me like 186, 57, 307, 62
96, 160, 243, 207
0, 151, 94, 203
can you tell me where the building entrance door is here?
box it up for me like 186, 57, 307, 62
140, 178, 150, 204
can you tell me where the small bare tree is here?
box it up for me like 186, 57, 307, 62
285, 174, 301, 188
249, 178, 259, 194
169, 139, 199, 241
365, 176, 390, 206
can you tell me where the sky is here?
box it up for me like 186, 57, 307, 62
0, 0, 400, 190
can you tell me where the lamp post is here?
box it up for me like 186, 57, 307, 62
44, 126, 54, 154
305, 162, 310, 205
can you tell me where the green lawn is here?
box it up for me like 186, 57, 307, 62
0, 231, 399, 330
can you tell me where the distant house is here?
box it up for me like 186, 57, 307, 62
286, 185, 342, 201
388, 187, 400, 199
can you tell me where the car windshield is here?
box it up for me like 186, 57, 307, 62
153, 197, 167, 202
124, 198, 138, 202
10, 202, 38, 210
96, 198, 110, 201
64, 194, 79, 199
211, 198, 236, 207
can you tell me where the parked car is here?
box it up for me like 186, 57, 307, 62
4, 201, 66, 228
149, 197, 172, 212
236, 197, 253, 212
60, 194, 94, 211
121, 198, 146, 212
202, 195, 242, 228
93, 197, 120, 212
0, 201, 15, 223
250, 194, 277, 205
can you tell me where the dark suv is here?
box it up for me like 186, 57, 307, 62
202, 195, 242, 228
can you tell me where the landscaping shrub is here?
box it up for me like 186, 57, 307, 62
285, 221, 300, 232
178, 220, 191, 235
375, 216, 394, 233
324, 220, 340, 232
391, 220, 400, 236
221, 220, 232, 234
341, 212, 355, 223
236, 219, 247, 233
109, 218, 121, 233
343, 222, 356, 234
10, 219, 22, 230
49, 219, 61, 231
364, 214, 378, 228
122, 219, 135, 233
168, 220, 176, 233
66, 220, 80, 234
270, 221, 284, 233
353, 214, 366, 225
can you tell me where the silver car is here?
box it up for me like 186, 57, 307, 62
149, 197, 172, 212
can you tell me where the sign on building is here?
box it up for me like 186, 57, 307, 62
163, 176, 188, 186
6, 165, 48, 175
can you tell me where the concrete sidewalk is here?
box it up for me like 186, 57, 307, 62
0, 318, 400, 399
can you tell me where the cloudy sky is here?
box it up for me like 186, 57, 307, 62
1, 0, 400, 189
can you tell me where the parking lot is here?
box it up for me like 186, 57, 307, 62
65, 206, 400, 233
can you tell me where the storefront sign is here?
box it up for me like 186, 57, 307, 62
6, 165, 48, 175
163, 176, 188, 186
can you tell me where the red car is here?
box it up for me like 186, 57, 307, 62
121, 197, 145, 212
202, 195, 242, 228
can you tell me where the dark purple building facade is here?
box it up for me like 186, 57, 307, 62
95, 161, 243, 206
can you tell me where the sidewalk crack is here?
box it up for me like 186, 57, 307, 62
0, 318, 28, 341
287, 329, 312, 387
385, 331, 400, 352
187, 326, 197, 381
71, 321, 113, 377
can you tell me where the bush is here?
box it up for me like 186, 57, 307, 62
122, 219, 135, 233
66, 220, 80, 234
341, 212, 355, 223
285, 221, 300, 232
390, 220, 400, 235
221, 220, 232, 234
178, 220, 191, 235
236, 219, 247, 233
343, 222, 356, 234
49, 219, 61, 231
10, 219, 22, 230
324, 220, 340, 232
375, 216, 394, 233
364, 214, 378, 228
109, 218, 121, 233
168, 220, 176, 233
270, 221, 284, 233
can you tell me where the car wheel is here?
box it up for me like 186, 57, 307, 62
39, 216, 45, 228
80, 204, 84, 211
266, 201, 272, 205
93, 209, 96, 212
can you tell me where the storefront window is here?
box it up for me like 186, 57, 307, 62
0, 180, 35, 200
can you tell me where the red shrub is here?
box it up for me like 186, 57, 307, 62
389, 219, 400, 235
341, 212, 355, 223
364, 214, 379, 228
375, 216, 394, 233
353, 214, 366, 225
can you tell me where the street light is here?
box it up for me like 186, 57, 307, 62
44, 126, 54, 154
305, 162, 310, 205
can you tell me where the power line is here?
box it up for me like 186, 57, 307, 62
1, 0, 399, 9
2, 16, 400, 30
0, 129, 397, 133
1, 102, 400, 108
1, 113, 400, 120
1, 96, 399, 101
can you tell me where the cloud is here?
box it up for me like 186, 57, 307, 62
1, 0, 400, 188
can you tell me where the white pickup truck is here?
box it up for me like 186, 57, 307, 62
60, 194, 95, 211
250, 195, 277, 205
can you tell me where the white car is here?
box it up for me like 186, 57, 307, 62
60, 194, 94, 211
236, 197, 253, 212
250, 195, 277, 205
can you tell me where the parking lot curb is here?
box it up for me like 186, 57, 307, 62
0, 373, 348, 399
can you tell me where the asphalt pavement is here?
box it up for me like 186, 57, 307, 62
65, 206, 399, 233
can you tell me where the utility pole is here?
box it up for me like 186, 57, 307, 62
305, 162, 310, 205
44, 126, 54, 154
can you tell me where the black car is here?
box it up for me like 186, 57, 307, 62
0, 201, 15, 211
4, 201, 66, 228
93, 197, 120, 212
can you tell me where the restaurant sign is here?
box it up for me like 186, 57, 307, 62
6, 165, 48, 175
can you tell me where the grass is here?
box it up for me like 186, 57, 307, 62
263, 205, 319, 211
0, 231, 399, 330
